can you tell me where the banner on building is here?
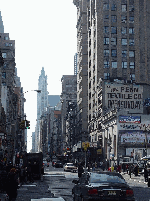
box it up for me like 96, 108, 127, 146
105, 83, 143, 113
119, 130, 150, 144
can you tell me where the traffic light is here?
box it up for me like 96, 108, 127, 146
26, 120, 30, 129
19, 120, 26, 129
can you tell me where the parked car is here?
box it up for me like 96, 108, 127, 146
55, 161, 63, 168
64, 163, 77, 172
72, 171, 135, 201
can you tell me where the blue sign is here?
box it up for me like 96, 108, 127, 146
119, 116, 141, 123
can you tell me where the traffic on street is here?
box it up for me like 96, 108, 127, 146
0, 157, 150, 201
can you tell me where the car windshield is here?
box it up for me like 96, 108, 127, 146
89, 173, 125, 184
67, 163, 74, 166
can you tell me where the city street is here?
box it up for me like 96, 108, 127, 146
0, 164, 150, 201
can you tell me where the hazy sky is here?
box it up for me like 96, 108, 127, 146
0, 0, 77, 151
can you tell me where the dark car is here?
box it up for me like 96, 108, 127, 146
55, 161, 63, 168
72, 171, 135, 201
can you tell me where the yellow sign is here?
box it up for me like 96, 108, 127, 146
97, 149, 102, 154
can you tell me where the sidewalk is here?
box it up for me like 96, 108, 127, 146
121, 172, 148, 185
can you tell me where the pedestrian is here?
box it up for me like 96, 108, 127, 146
87, 162, 91, 172
92, 163, 95, 171
117, 164, 121, 173
144, 166, 148, 182
6, 168, 18, 201
111, 165, 114, 172
27, 164, 32, 182
126, 164, 129, 174
20, 166, 25, 184
114, 163, 117, 172
123, 163, 126, 172
78, 162, 84, 178
134, 164, 138, 176
129, 165, 132, 178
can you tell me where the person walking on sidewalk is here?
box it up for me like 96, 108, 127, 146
144, 166, 148, 182
6, 168, 19, 201
129, 165, 132, 178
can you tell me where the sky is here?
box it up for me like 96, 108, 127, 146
0, 0, 77, 152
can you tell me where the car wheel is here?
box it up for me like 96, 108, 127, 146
64, 169, 65, 171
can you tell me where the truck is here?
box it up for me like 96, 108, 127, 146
23, 152, 43, 179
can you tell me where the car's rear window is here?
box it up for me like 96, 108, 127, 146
67, 163, 74, 166
89, 173, 125, 184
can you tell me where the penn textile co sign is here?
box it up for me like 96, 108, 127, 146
105, 83, 143, 113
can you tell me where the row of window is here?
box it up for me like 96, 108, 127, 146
104, 73, 135, 80
103, 4, 134, 12
104, 38, 134, 46
104, 26, 134, 34
104, 61, 135, 69
104, 50, 135, 57
5, 43, 13, 47
104, 15, 134, 23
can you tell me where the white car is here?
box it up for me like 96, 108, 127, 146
64, 163, 77, 172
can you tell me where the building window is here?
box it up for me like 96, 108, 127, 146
130, 74, 135, 80
121, 27, 127, 34
104, 26, 109, 34
2, 72, 6, 79
3, 64, 7, 68
122, 4, 127, 12
129, 27, 134, 34
104, 61, 109, 68
129, 62, 135, 69
129, 5, 134, 12
122, 50, 127, 57
2, 53, 7, 58
122, 39, 127, 45
111, 15, 117, 22
104, 73, 110, 79
121, 15, 127, 23
111, 49, 117, 57
111, 27, 117, 34
129, 51, 135, 57
104, 15, 109, 19
122, 61, 127, 68
2, 82, 6, 86
104, 37, 109, 45
111, 38, 116, 45
104, 49, 109, 56
111, 4, 116, 11
5, 43, 9, 46
129, 16, 134, 23
103, 4, 109, 11
4, 36, 8, 40
112, 62, 117, 68
129, 39, 134, 46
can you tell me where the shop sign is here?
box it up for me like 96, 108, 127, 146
119, 116, 141, 123
119, 130, 150, 144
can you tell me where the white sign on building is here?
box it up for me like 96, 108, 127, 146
105, 83, 143, 113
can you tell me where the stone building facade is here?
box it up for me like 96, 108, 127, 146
61, 75, 77, 153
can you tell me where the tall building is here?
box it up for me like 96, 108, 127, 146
87, 0, 150, 163
73, 0, 89, 145
35, 67, 48, 152
0, 11, 4, 33
61, 75, 77, 153
74, 53, 78, 75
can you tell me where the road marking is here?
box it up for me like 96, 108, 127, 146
43, 175, 65, 177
